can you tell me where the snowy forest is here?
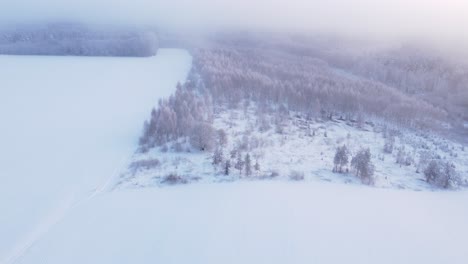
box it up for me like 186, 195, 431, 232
133, 33, 467, 190
0, 22, 158, 56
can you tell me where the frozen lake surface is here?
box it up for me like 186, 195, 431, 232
0, 49, 192, 263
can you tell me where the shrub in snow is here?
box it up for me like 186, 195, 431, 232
424, 160, 460, 189
351, 148, 375, 185
269, 170, 280, 178
129, 159, 160, 174
173, 142, 183, 152
289, 170, 305, 181
396, 148, 413, 167
161, 144, 169, 153
161, 173, 188, 185
333, 145, 349, 173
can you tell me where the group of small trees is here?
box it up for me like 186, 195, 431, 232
424, 160, 460, 189
214, 148, 259, 177
333, 145, 349, 173
395, 148, 414, 167
351, 148, 375, 185
333, 146, 375, 185
139, 82, 214, 152
335, 137, 462, 188
136, 34, 463, 189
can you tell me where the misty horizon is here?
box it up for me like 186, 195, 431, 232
2, 0, 468, 56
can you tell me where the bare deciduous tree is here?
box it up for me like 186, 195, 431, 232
333, 145, 349, 173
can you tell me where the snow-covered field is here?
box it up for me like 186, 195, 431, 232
2, 48, 468, 264
13, 181, 468, 264
0, 49, 192, 263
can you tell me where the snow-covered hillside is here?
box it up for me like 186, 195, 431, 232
118, 106, 468, 191
14, 181, 468, 264
0, 49, 192, 263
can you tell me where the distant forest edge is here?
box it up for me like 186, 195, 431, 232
0, 23, 158, 57
140, 32, 468, 153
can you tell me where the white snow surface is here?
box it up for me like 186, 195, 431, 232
2, 49, 468, 264
14, 181, 468, 264
118, 107, 468, 191
0, 49, 192, 263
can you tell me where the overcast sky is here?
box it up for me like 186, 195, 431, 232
2, 0, 468, 47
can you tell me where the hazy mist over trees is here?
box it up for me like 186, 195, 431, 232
0, 23, 158, 56
2, 1, 468, 57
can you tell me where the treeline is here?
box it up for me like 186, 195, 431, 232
0, 22, 158, 57
194, 43, 446, 130
139, 79, 215, 152
272, 36, 468, 124
345, 48, 468, 123
140, 34, 454, 152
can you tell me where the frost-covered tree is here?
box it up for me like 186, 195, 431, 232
396, 149, 405, 166
212, 147, 224, 166
254, 160, 260, 173
424, 160, 459, 189
245, 153, 252, 177
234, 152, 244, 175
216, 129, 228, 148
333, 145, 349, 173
190, 123, 215, 151
224, 160, 231, 176
351, 148, 375, 185
139, 81, 215, 152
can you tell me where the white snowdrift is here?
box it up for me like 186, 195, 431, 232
15, 181, 468, 264
0, 50, 192, 263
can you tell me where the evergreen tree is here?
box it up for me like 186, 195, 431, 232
245, 153, 252, 177
254, 160, 260, 174
224, 160, 231, 176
